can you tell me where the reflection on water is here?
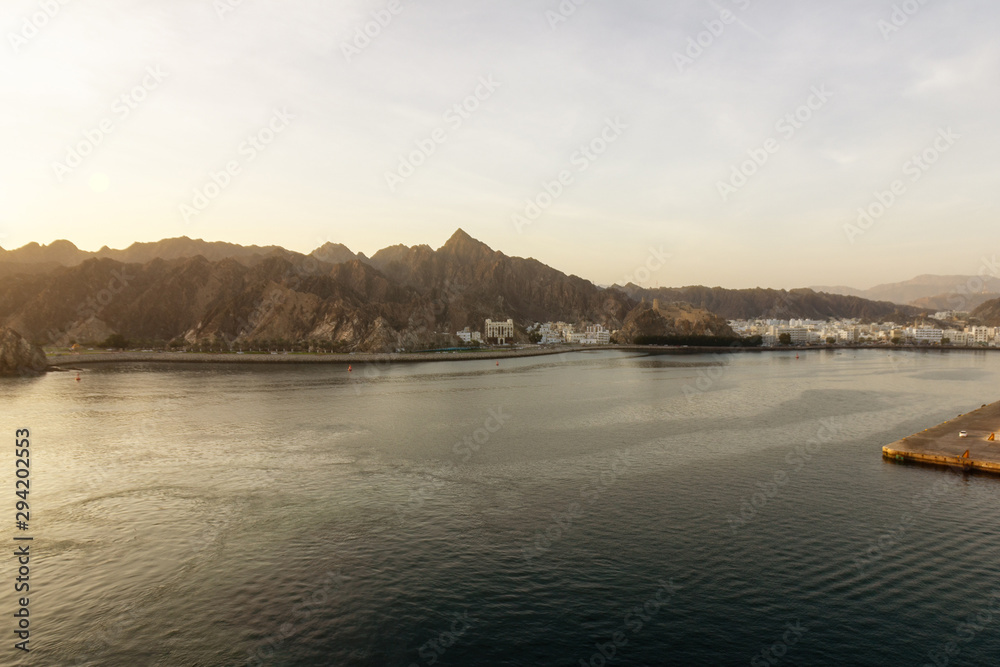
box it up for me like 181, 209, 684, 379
2, 349, 1000, 665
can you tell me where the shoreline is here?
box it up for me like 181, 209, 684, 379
44, 344, 1000, 368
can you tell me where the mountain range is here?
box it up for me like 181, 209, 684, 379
2, 231, 981, 352
0, 231, 635, 351
811, 273, 1000, 310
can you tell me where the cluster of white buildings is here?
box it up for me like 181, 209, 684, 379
455, 327, 482, 344
529, 321, 611, 345
455, 319, 515, 345
730, 318, 1000, 347
454, 319, 612, 346
455, 319, 612, 346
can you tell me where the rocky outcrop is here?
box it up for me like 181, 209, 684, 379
614, 300, 736, 344
971, 297, 1000, 326
0, 327, 47, 376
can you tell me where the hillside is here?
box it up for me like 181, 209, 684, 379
811, 274, 1000, 306
616, 284, 926, 321
0, 231, 635, 352
971, 297, 1000, 326
0, 231, 941, 352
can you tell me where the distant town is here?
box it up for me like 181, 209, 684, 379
458, 319, 612, 346
730, 315, 998, 347
458, 314, 1000, 349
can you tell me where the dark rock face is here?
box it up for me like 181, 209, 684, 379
614, 300, 736, 344
0, 327, 47, 376
972, 297, 1000, 326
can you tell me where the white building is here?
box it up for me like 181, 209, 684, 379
968, 326, 992, 345
581, 324, 611, 345
537, 323, 563, 344
456, 327, 482, 344
485, 318, 514, 344
947, 330, 969, 345
912, 328, 943, 343
781, 327, 810, 344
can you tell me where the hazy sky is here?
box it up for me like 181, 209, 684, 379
2, 0, 998, 289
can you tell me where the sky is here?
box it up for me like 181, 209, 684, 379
2, 0, 998, 290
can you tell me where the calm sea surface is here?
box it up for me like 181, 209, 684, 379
3, 349, 1000, 666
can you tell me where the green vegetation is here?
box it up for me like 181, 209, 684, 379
99, 333, 129, 349
633, 335, 762, 347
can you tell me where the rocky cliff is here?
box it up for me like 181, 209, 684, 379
0, 327, 47, 376
614, 300, 736, 344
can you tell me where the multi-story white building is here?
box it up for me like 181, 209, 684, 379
947, 330, 969, 345
582, 324, 611, 345
537, 322, 564, 344
781, 327, 810, 344
485, 318, 514, 344
912, 327, 944, 343
968, 326, 992, 345
456, 327, 482, 344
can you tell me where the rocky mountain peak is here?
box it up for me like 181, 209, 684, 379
310, 242, 360, 265
439, 228, 495, 261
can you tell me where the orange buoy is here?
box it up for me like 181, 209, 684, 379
348, 365, 352, 372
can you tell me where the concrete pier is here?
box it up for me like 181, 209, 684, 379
883, 400, 1000, 473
